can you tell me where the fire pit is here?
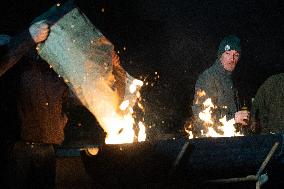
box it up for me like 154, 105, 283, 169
81, 134, 283, 188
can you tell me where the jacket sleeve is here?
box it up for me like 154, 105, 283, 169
0, 30, 35, 77
192, 72, 219, 126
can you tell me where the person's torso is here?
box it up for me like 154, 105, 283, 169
260, 75, 284, 133
17, 57, 68, 144
205, 62, 238, 118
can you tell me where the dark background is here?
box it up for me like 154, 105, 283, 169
1, 0, 283, 144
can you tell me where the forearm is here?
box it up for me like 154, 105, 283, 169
0, 30, 35, 76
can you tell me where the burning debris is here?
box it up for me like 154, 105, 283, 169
185, 90, 243, 138
103, 79, 146, 144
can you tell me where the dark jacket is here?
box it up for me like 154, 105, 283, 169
17, 58, 68, 144
0, 31, 35, 142
1, 30, 69, 145
192, 60, 239, 128
251, 73, 284, 134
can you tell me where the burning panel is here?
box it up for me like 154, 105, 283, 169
36, 2, 146, 144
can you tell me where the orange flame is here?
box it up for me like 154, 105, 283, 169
104, 79, 146, 144
186, 90, 243, 138
200, 98, 242, 137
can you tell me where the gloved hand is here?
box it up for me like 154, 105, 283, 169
29, 20, 50, 43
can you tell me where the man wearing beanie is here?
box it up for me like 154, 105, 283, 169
191, 35, 250, 136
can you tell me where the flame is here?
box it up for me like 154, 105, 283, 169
104, 113, 136, 144
100, 79, 146, 144
186, 90, 243, 138
119, 100, 129, 111
138, 121, 146, 142
198, 98, 216, 124
200, 98, 242, 137
129, 79, 143, 93
184, 121, 194, 139
80, 75, 146, 144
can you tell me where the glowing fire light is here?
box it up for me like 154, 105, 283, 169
198, 98, 216, 124
186, 90, 243, 138
102, 79, 146, 144
138, 121, 146, 142
119, 100, 129, 111
129, 79, 143, 93
200, 98, 242, 137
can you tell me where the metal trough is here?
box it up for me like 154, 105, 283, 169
81, 134, 284, 188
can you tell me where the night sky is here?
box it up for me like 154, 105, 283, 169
1, 0, 283, 143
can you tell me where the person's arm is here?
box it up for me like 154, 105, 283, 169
0, 20, 49, 77
0, 31, 34, 76
191, 73, 219, 130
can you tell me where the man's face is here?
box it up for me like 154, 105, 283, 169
220, 50, 240, 72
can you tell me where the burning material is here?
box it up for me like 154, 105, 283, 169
186, 90, 242, 138
198, 98, 216, 124
84, 77, 145, 144
36, 3, 146, 144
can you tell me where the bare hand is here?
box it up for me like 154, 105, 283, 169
29, 20, 50, 43
235, 110, 250, 125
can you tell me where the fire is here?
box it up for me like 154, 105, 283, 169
82, 75, 146, 144
200, 98, 242, 137
138, 121, 146, 142
186, 90, 243, 138
129, 79, 143, 93
103, 79, 146, 144
198, 98, 216, 124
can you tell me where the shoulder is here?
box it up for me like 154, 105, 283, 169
260, 73, 284, 91
255, 74, 281, 99
195, 65, 219, 92
197, 64, 217, 82
266, 73, 284, 84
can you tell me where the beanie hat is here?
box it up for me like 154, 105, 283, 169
217, 35, 241, 57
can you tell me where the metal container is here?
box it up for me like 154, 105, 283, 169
81, 134, 283, 187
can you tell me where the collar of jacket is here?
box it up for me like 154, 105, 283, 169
214, 59, 232, 77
